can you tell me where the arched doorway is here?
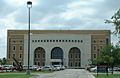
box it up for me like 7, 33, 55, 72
34, 47, 45, 66
51, 47, 63, 65
68, 47, 81, 68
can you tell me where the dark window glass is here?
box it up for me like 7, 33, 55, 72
72, 40, 74, 42
41, 40, 43, 42
81, 40, 83, 43
44, 40, 46, 42
56, 40, 58, 42
62, 40, 64, 42
47, 40, 49, 42
65, 40, 67, 42
13, 54, 15, 57
38, 54, 40, 58
51, 47, 63, 59
32, 40, 34, 42
75, 40, 77, 42
20, 54, 22, 58
53, 40, 55, 42
106, 38, 109, 45
20, 46, 22, 50
35, 40, 37, 42
50, 40, 52, 42
59, 40, 61, 42
93, 40, 96, 43
38, 40, 40, 42
13, 46, 16, 50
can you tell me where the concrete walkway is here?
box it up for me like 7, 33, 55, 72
34, 69, 95, 78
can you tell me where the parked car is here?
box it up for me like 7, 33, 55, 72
42, 65, 54, 71
37, 66, 43, 71
90, 66, 97, 72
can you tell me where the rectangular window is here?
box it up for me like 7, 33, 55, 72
13, 45, 16, 51
93, 54, 96, 58
43, 54, 45, 58
38, 54, 40, 58
20, 45, 22, 50
13, 54, 15, 57
20, 54, 22, 58
93, 45, 96, 50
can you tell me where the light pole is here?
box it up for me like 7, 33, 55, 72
27, 1, 32, 75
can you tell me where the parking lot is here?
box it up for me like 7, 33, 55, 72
35, 69, 95, 78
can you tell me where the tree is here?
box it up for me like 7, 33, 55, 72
0, 57, 7, 65
105, 9, 120, 35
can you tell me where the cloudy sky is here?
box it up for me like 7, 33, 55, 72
0, 0, 120, 58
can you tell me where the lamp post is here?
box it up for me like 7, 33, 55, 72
27, 1, 32, 75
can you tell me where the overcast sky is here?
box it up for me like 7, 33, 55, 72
0, 0, 120, 58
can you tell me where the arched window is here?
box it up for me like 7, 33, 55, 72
34, 47, 45, 66
68, 47, 81, 68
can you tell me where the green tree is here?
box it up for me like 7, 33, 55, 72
0, 57, 7, 65
105, 9, 120, 35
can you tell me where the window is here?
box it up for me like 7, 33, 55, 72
20, 54, 22, 58
78, 40, 80, 42
93, 40, 96, 43
93, 54, 96, 58
35, 54, 37, 58
93, 45, 96, 50
50, 40, 52, 42
100, 45, 103, 49
72, 40, 74, 42
75, 40, 77, 42
20, 45, 22, 50
41, 40, 43, 42
59, 40, 61, 42
62, 40, 64, 42
56, 40, 58, 42
34, 62, 37, 65
47, 40, 49, 42
100, 40, 103, 43
38, 40, 40, 42
75, 62, 77, 66
65, 40, 67, 42
43, 62, 45, 66
38, 62, 40, 66
70, 62, 72, 66
35, 40, 37, 42
43, 54, 45, 58
81, 40, 83, 43
75, 54, 77, 58
20, 40, 22, 43
70, 54, 72, 58
13, 40, 16, 43
32, 40, 34, 42
13, 54, 15, 57
13, 45, 16, 51
44, 40, 46, 42
38, 54, 40, 58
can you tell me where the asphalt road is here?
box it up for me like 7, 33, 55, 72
35, 69, 95, 78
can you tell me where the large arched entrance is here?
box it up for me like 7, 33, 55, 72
34, 47, 45, 66
68, 47, 81, 68
51, 47, 63, 65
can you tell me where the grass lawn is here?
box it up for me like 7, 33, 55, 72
95, 74, 120, 78
0, 70, 53, 78
0, 73, 31, 78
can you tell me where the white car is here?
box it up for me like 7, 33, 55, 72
90, 66, 97, 72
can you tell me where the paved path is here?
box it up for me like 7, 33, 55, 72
34, 69, 95, 78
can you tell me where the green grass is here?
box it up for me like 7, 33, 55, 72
0, 73, 31, 78
95, 74, 120, 78
0, 70, 53, 78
